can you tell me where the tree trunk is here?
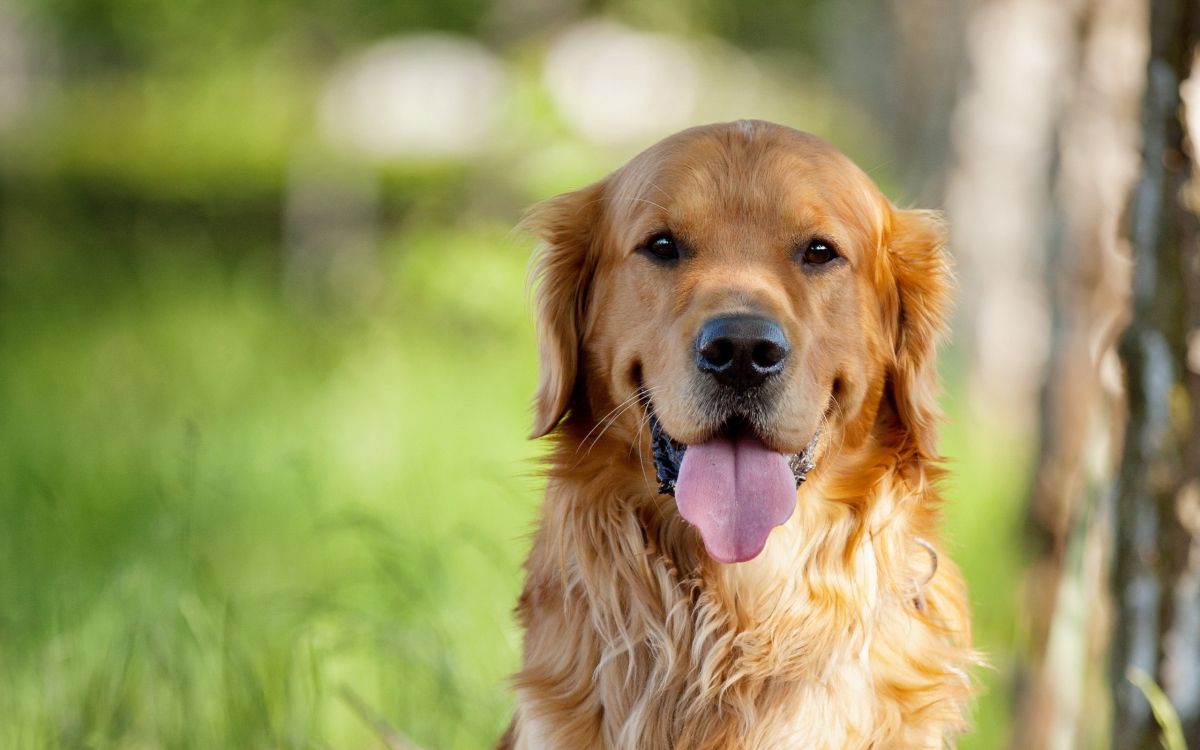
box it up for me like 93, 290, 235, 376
1014, 0, 1146, 745
1112, 0, 1200, 747
945, 0, 1074, 438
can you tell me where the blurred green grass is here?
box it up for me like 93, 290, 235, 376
0, 217, 1023, 749
0, 225, 538, 748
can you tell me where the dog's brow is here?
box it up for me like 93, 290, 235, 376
627, 197, 670, 213
607, 184, 674, 216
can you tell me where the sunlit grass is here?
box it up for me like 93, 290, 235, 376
0, 224, 1021, 748
941, 395, 1028, 750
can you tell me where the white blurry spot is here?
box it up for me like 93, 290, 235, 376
319, 35, 506, 160
543, 20, 701, 145
1187, 329, 1200, 375
0, 4, 41, 130
1183, 50, 1200, 213
1183, 52, 1200, 161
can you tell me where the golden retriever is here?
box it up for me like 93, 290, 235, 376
502, 120, 976, 749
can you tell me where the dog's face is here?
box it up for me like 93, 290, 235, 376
526, 122, 950, 563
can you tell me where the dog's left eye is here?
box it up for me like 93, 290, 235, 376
641, 232, 680, 262
801, 239, 839, 266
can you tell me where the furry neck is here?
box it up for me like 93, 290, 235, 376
541, 420, 927, 636
519, 423, 965, 750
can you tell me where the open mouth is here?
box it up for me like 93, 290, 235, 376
647, 403, 819, 564
649, 410, 818, 495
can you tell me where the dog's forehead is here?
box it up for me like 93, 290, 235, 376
607, 124, 886, 244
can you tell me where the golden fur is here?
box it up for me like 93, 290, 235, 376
502, 121, 976, 749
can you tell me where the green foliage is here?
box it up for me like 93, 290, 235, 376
1129, 668, 1189, 750
940, 386, 1028, 750
0, 226, 538, 748
18, 0, 492, 73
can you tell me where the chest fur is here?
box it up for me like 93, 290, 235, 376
510, 482, 969, 750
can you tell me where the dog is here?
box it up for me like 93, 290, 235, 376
501, 121, 976, 749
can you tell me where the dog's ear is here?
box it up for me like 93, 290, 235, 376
885, 208, 953, 459
523, 181, 606, 439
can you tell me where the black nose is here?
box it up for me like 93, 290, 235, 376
695, 315, 790, 391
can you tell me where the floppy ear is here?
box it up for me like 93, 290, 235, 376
522, 181, 606, 439
886, 208, 954, 459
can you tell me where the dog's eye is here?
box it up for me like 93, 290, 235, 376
642, 232, 680, 262
801, 239, 838, 266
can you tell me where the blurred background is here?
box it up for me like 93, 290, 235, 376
0, 0, 1196, 747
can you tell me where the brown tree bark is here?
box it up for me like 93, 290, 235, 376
1112, 0, 1200, 747
1004, 0, 1145, 745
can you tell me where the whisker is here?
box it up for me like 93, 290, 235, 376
631, 399, 654, 488
819, 396, 847, 466
577, 389, 649, 456
576, 194, 672, 215
580, 385, 667, 459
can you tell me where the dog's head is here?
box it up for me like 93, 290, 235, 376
525, 121, 951, 563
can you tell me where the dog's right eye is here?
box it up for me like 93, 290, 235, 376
641, 232, 680, 262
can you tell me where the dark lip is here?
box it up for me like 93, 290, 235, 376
646, 400, 819, 496
648, 408, 687, 495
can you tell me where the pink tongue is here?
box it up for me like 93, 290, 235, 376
675, 436, 797, 563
